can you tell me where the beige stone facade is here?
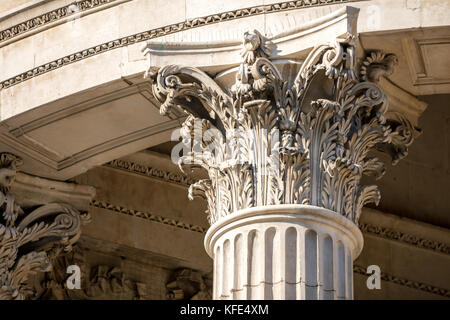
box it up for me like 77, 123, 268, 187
0, 0, 449, 300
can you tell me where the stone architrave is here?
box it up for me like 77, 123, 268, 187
145, 11, 421, 300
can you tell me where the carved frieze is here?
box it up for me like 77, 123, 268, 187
147, 29, 420, 226
0, 0, 120, 44
38, 246, 148, 300
166, 268, 212, 300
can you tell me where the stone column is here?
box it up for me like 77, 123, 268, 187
205, 205, 362, 300
147, 25, 420, 300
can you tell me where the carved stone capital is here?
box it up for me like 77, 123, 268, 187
143, 5, 427, 301
147, 27, 419, 228
0, 153, 95, 300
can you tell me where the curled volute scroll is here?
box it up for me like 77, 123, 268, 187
0, 153, 90, 300
146, 30, 420, 226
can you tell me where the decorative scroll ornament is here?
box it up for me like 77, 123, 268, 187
0, 153, 89, 300
146, 30, 420, 226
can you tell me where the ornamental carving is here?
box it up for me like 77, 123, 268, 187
0, 0, 361, 90
146, 30, 420, 226
37, 246, 148, 300
166, 268, 212, 300
0, 153, 89, 300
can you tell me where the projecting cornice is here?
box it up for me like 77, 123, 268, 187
0, 153, 95, 300
353, 265, 450, 298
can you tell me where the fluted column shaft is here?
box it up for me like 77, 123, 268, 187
205, 205, 363, 300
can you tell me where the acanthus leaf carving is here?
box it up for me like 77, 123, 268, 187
0, 153, 90, 300
145, 28, 421, 226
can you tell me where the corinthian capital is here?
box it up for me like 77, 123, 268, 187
0, 153, 95, 300
147, 28, 419, 227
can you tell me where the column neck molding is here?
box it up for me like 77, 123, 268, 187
204, 204, 364, 258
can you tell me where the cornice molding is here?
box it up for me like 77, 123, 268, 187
11, 171, 96, 211
90, 199, 207, 233
0, 0, 128, 45
359, 222, 450, 256
90, 197, 450, 297
144, 5, 357, 56
0, 117, 182, 173
354, 264, 450, 298
146, 10, 421, 226
94, 159, 450, 256
105, 158, 195, 187
0, 0, 362, 90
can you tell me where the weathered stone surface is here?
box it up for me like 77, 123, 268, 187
145, 7, 424, 299
0, 0, 448, 301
